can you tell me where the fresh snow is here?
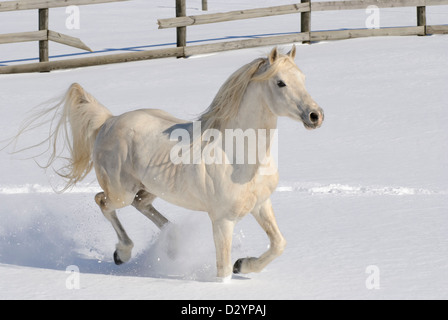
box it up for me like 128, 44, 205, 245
0, 0, 447, 300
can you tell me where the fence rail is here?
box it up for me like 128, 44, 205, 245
312, 0, 448, 11
158, 0, 447, 29
0, 0, 128, 64
1, 0, 447, 74
0, 0, 128, 12
158, 4, 309, 29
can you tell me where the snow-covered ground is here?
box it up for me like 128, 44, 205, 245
1, 0, 447, 300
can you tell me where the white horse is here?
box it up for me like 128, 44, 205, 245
16, 46, 323, 281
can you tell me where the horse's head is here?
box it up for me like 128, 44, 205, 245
255, 46, 324, 130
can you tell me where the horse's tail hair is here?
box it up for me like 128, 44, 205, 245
12, 83, 113, 192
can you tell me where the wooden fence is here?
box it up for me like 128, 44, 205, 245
1, 0, 447, 74
0, 0, 129, 65
160, 0, 448, 55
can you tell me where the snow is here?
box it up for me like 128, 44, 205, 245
1, 0, 448, 300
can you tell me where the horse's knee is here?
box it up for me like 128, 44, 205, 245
273, 237, 287, 256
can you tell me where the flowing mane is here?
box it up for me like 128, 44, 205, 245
199, 57, 266, 131
198, 53, 297, 132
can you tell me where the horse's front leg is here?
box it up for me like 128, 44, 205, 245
233, 198, 286, 274
210, 216, 236, 281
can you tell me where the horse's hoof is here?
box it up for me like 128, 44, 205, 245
114, 251, 124, 265
233, 259, 243, 274
216, 275, 232, 283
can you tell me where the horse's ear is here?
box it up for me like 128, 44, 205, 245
288, 45, 297, 60
268, 47, 279, 64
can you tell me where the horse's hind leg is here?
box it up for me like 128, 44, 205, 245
132, 190, 169, 229
95, 192, 134, 265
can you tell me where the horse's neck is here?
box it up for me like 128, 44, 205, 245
223, 82, 277, 163
226, 82, 277, 136
218, 86, 277, 184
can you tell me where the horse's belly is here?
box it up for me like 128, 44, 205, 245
159, 192, 207, 212
140, 164, 209, 212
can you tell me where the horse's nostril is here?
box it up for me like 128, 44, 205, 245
309, 112, 319, 124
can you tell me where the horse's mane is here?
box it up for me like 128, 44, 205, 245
198, 53, 294, 132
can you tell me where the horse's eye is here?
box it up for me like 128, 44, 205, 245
277, 80, 286, 88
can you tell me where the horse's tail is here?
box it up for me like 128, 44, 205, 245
14, 83, 113, 192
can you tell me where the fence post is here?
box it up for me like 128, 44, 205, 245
301, 0, 311, 44
176, 0, 186, 57
417, 6, 427, 36
202, 0, 208, 11
38, 8, 49, 62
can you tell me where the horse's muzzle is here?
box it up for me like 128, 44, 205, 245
303, 109, 324, 130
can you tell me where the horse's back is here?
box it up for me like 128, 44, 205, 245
106, 108, 187, 131
136, 108, 188, 125
95, 108, 189, 150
